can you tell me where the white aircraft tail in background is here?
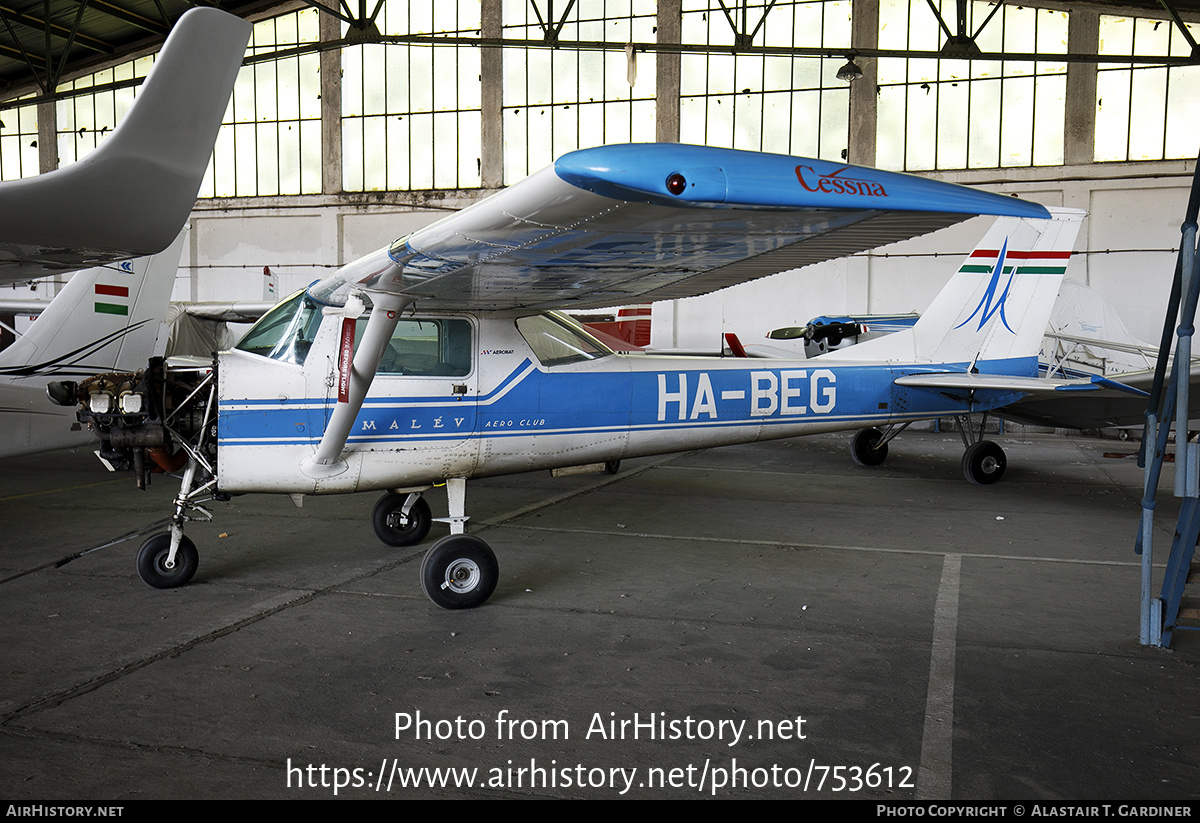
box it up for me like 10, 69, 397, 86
819, 209, 1084, 371
817, 209, 1106, 479
0, 231, 186, 457
0, 8, 248, 283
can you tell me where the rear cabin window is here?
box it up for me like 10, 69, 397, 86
516, 313, 611, 367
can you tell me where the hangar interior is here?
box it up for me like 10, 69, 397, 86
3, 0, 1200, 802
1, 0, 1199, 347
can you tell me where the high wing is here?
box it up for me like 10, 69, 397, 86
0, 8, 250, 283
308, 144, 1052, 312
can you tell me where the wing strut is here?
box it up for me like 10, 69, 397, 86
302, 289, 412, 478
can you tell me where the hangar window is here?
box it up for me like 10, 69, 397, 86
0, 99, 40, 180
1095, 14, 1200, 163
56, 56, 156, 169
501, 0, 658, 184
875, 0, 1067, 171
201, 10, 323, 197
678, 0, 850, 160
342, 1, 483, 191
51, 10, 323, 196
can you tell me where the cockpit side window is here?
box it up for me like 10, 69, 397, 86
516, 313, 612, 367
354, 317, 473, 377
235, 291, 324, 366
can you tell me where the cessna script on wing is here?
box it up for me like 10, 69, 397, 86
794, 165, 888, 198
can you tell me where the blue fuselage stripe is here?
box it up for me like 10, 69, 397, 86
217, 357, 1036, 449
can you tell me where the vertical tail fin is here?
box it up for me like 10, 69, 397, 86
0, 229, 186, 380
0, 8, 249, 278
818, 208, 1084, 371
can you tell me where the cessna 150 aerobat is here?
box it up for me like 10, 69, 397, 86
56, 144, 1108, 609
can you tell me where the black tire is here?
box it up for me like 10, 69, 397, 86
604, 459, 621, 475
962, 440, 1006, 485
420, 535, 498, 610
136, 533, 198, 589
372, 494, 432, 547
850, 427, 888, 467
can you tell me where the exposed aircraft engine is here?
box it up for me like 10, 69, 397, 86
49, 358, 217, 489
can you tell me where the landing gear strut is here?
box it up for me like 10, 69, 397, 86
954, 413, 1007, 485
134, 372, 221, 589
849, 422, 911, 467
376, 478, 500, 609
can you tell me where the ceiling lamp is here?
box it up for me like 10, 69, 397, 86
836, 56, 863, 83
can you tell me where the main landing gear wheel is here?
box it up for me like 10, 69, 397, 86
850, 427, 889, 467
420, 535, 498, 610
136, 533, 199, 589
962, 440, 1006, 485
372, 493, 432, 547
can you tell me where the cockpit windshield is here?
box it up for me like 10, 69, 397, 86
235, 290, 324, 366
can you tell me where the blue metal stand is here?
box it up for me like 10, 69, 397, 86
1137, 160, 1200, 647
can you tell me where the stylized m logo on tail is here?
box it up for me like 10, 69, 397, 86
954, 239, 1016, 334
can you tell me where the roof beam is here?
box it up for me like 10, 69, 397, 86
1158, 0, 1200, 56
50, 0, 91, 89
87, 0, 170, 36
0, 3, 114, 55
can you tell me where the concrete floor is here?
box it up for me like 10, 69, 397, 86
0, 430, 1196, 800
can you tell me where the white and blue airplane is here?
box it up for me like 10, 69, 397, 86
67, 144, 1103, 609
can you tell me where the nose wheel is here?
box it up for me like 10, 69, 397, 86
136, 533, 199, 589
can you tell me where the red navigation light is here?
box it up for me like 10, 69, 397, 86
665, 173, 687, 196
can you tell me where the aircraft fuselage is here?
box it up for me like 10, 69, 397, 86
214, 309, 1021, 494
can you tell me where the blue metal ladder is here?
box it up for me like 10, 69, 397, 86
1137, 161, 1200, 647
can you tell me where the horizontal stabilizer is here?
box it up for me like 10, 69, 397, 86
895, 372, 1100, 394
